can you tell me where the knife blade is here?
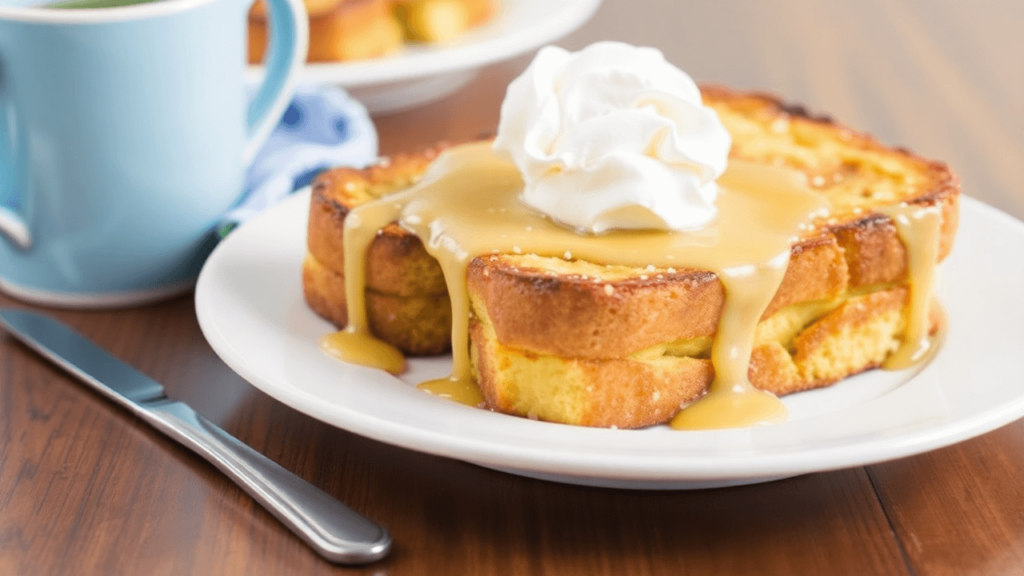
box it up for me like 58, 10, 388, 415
0, 308, 391, 565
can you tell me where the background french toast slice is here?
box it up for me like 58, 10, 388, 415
393, 0, 496, 43
303, 87, 960, 428
304, 144, 453, 355
249, 0, 404, 64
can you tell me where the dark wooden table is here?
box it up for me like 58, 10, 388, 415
2, 60, 1024, 576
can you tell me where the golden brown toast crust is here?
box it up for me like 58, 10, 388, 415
464, 236, 854, 359
307, 144, 450, 296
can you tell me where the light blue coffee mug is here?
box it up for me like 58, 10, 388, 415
0, 0, 308, 307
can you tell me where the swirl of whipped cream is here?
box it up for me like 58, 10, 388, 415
493, 42, 732, 233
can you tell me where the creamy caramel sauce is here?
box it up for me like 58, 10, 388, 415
418, 377, 486, 407
319, 330, 405, 375
337, 142, 832, 427
670, 385, 788, 430
319, 204, 409, 375
669, 248, 791, 430
879, 202, 943, 369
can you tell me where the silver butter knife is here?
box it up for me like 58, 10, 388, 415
0, 308, 391, 565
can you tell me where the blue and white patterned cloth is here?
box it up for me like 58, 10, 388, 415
217, 84, 378, 236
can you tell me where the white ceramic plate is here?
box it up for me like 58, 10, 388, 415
195, 189, 1024, 489
248, 0, 602, 114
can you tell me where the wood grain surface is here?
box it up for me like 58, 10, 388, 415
2, 1, 1022, 574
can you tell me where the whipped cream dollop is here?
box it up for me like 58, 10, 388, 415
493, 42, 732, 233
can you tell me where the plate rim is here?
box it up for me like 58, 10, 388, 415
196, 188, 1024, 488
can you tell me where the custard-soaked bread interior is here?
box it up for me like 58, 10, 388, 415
303, 86, 960, 428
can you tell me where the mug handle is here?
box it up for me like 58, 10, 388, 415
243, 0, 309, 165
0, 79, 30, 250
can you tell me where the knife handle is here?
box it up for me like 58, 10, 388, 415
140, 400, 391, 564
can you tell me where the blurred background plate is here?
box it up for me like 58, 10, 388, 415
248, 0, 602, 114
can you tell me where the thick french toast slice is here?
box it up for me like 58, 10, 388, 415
303, 87, 960, 428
